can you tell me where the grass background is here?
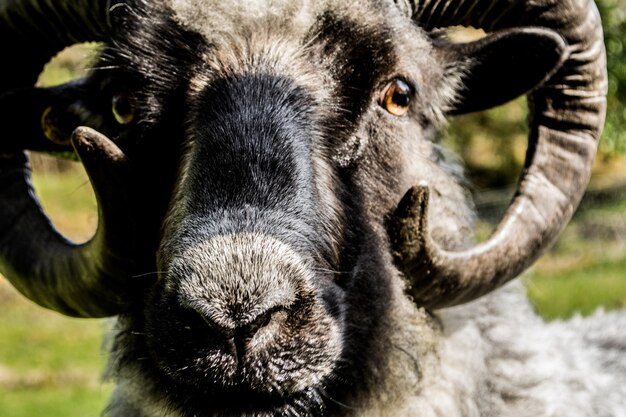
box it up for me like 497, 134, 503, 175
1, 42, 626, 417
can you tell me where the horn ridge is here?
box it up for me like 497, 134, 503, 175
0, 128, 143, 317
0, 1, 144, 317
389, 0, 607, 308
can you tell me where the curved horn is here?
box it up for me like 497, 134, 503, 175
388, 0, 607, 308
0, 129, 142, 317
0, 0, 144, 317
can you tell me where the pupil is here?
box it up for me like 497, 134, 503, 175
114, 96, 131, 116
392, 90, 410, 107
112, 94, 136, 125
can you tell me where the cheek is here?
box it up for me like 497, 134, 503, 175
333, 130, 370, 168
353, 117, 412, 219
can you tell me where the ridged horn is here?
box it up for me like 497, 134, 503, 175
0, 0, 145, 317
388, 0, 607, 308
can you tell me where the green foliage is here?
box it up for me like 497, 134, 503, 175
526, 183, 626, 319
29, 159, 97, 242
445, 99, 529, 189
38, 43, 98, 87
0, 168, 106, 417
598, 0, 626, 154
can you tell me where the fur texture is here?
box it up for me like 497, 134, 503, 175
46, 0, 624, 416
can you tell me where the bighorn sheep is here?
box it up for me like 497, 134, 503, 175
1, 0, 624, 416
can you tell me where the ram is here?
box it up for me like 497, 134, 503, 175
1, 0, 624, 416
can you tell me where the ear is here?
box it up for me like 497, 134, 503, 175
439, 28, 568, 115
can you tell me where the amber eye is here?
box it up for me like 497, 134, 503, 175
112, 93, 136, 125
379, 79, 413, 116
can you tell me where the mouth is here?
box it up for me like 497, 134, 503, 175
110, 316, 330, 417
198, 386, 326, 416
145, 378, 328, 417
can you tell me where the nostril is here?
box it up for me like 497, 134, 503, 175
180, 306, 233, 339
230, 307, 287, 361
246, 308, 275, 335
199, 313, 234, 338
181, 304, 285, 340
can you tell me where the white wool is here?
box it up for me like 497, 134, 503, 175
357, 280, 626, 417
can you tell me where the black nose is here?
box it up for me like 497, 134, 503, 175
190, 304, 285, 362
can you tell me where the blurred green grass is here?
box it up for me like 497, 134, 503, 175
525, 186, 626, 319
2, 387, 112, 417
527, 260, 626, 320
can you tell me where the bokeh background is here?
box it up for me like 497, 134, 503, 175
2, 2, 626, 415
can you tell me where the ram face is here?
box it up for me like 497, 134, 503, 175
0, 0, 606, 416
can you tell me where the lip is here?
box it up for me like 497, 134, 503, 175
204, 388, 293, 413
162, 382, 325, 417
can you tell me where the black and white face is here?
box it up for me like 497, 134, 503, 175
0, 0, 603, 415
93, 1, 456, 415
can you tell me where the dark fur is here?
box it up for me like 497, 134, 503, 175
68, 1, 514, 416
102, 4, 400, 414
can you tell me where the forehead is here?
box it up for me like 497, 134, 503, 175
167, 0, 324, 38
151, 1, 402, 86
116, 0, 436, 73
156, 0, 432, 75
165, 0, 396, 36
111, 0, 444, 122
